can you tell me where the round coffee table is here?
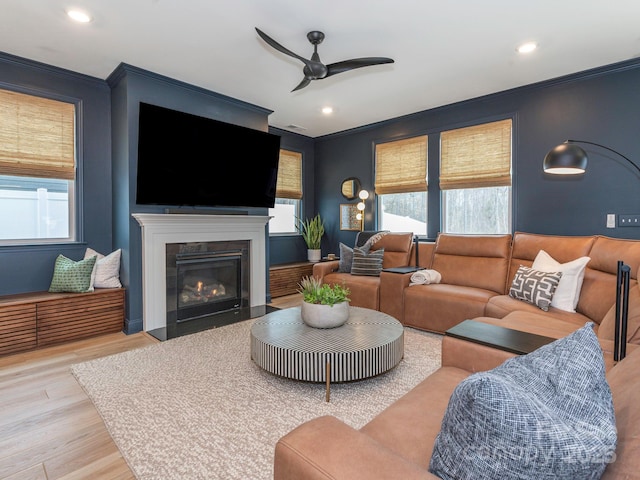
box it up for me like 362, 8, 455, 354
250, 306, 404, 401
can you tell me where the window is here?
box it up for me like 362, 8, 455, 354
440, 119, 512, 234
0, 89, 76, 244
375, 135, 428, 235
269, 149, 302, 234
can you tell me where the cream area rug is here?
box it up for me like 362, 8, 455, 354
71, 315, 442, 480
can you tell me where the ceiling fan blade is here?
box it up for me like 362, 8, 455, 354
255, 28, 313, 69
326, 57, 394, 77
291, 77, 311, 92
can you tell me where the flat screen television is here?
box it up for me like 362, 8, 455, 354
136, 102, 281, 208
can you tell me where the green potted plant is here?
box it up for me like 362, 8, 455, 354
297, 275, 351, 328
296, 214, 325, 263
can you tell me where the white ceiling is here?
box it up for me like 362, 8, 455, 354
1, 1, 640, 138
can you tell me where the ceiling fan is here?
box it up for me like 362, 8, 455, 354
255, 28, 394, 92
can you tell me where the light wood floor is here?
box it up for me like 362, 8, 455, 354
0, 294, 302, 480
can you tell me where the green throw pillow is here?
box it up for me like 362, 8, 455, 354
49, 254, 97, 293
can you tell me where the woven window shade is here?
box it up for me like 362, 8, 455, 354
276, 149, 303, 199
0, 89, 76, 180
440, 119, 511, 190
375, 135, 428, 195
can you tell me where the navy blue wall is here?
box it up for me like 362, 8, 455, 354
108, 64, 274, 333
268, 127, 316, 266
0, 53, 112, 295
314, 59, 640, 255
2, 51, 640, 333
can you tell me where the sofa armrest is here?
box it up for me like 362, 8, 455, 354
274, 416, 439, 480
312, 260, 339, 282
379, 271, 413, 322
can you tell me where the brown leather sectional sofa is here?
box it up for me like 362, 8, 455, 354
274, 332, 640, 479
314, 231, 640, 346
277, 231, 640, 479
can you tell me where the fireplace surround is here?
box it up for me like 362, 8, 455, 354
133, 214, 271, 333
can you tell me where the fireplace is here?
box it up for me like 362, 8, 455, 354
166, 241, 250, 324
133, 213, 271, 334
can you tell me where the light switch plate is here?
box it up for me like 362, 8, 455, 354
607, 214, 616, 228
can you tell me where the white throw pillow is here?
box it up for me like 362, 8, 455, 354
531, 250, 590, 312
84, 248, 122, 288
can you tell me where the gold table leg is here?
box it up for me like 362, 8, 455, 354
325, 361, 330, 402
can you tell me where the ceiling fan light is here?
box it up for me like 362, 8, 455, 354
67, 9, 92, 23
517, 42, 537, 54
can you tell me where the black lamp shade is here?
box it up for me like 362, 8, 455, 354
543, 143, 588, 174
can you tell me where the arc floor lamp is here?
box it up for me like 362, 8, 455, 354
543, 139, 639, 361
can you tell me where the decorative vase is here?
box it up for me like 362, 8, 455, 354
307, 249, 322, 263
300, 301, 350, 329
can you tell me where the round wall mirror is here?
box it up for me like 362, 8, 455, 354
341, 177, 361, 200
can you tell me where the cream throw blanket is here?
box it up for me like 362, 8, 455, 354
410, 269, 442, 286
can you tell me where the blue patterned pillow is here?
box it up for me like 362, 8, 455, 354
429, 323, 616, 480
49, 254, 97, 293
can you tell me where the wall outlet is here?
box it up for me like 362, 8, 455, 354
606, 214, 616, 228
619, 214, 640, 227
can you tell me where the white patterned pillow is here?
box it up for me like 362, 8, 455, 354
84, 248, 122, 288
429, 323, 617, 480
350, 247, 384, 276
509, 265, 562, 311
532, 250, 590, 312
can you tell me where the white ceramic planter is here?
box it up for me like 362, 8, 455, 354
300, 301, 350, 329
307, 249, 322, 263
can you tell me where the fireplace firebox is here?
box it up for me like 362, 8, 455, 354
166, 241, 250, 324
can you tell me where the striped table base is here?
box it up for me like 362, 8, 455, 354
250, 306, 404, 401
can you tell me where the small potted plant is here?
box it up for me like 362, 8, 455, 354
296, 214, 325, 263
297, 275, 351, 328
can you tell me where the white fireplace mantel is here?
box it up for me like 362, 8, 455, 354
133, 213, 271, 331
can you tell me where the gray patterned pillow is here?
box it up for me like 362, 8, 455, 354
509, 265, 562, 311
350, 247, 384, 276
49, 254, 97, 293
338, 243, 354, 273
429, 323, 617, 480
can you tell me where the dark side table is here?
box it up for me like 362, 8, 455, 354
445, 319, 555, 355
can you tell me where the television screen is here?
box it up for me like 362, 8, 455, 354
136, 102, 281, 208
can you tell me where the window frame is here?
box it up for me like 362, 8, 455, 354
269, 148, 303, 236
374, 134, 429, 234
438, 117, 513, 235
0, 86, 80, 246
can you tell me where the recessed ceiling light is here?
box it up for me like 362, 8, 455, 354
517, 42, 537, 54
321, 106, 333, 115
66, 9, 92, 23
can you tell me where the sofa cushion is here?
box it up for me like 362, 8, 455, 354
351, 247, 384, 276
598, 281, 640, 345
429, 323, 617, 480
532, 249, 590, 313
508, 265, 562, 311
431, 234, 512, 294
369, 232, 413, 268
601, 346, 640, 479
578, 235, 640, 324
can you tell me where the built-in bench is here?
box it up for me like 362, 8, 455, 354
0, 288, 125, 357
269, 262, 313, 298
